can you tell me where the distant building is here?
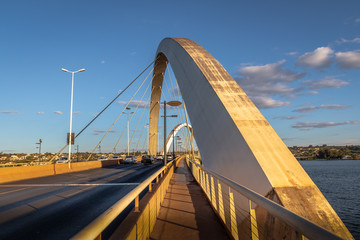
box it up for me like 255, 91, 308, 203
10, 155, 19, 161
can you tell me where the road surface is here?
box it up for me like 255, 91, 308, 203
0, 162, 163, 239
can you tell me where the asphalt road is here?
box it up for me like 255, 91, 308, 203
0, 162, 164, 240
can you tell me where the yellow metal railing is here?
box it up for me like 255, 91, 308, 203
186, 158, 342, 240
71, 158, 180, 240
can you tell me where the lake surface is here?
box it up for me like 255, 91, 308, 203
300, 160, 360, 239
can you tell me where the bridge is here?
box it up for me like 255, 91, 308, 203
0, 38, 354, 239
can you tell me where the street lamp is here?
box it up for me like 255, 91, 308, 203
36, 139, 42, 155
163, 100, 182, 166
177, 141, 182, 154
125, 107, 133, 156
144, 123, 149, 154
176, 136, 181, 154
62, 68, 85, 168
36, 139, 42, 163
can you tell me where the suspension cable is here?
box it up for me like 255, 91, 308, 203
135, 107, 150, 152
167, 68, 185, 129
49, 59, 156, 163
86, 67, 154, 160
76, 59, 156, 139
183, 101, 196, 160
119, 76, 153, 154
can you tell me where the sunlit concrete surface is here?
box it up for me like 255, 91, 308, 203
150, 159, 229, 240
148, 38, 353, 239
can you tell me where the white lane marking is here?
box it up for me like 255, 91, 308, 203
0, 187, 28, 195
0, 183, 140, 187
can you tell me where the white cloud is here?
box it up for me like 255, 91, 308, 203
73, 111, 80, 114
101, 60, 105, 64
118, 100, 174, 110
292, 121, 359, 130
303, 78, 349, 89
130, 52, 137, 56
93, 129, 117, 133
356, 18, 360, 23
236, 60, 305, 98
286, 51, 298, 56
118, 100, 150, 108
37, 112, 44, 115
235, 60, 304, 109
307, 90, 319, 95
238, 60, 304, 84
296, 47, 334, 69
338, 37, 360, 44
1, 110, 18, 114
335, 50, 360, 69
250, 96, 290, 109
53, 111, 63, 115
293, 104, 351, 113
273, 115, 306, 120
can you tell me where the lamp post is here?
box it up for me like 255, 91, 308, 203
145, 123, 149, 154
177, 141, 182, 154
36, 139, 42, 163
172, 130, 175, 160
36, 139, 42, 155
125, 107, 133, 156
176, 136, 181, 154
163, 100, 182, 166
62, 68, 85, 168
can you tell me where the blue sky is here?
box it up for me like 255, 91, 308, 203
1, 0, 360, 153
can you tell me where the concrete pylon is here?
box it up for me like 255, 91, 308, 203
148, 38, 353, 239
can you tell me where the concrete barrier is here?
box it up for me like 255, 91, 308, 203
0, 160, 119, 184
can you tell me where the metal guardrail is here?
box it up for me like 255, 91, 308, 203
71, 160, 176, 240
186, 158, 342, 240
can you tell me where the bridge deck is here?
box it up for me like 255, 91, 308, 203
150, 159, 229, 240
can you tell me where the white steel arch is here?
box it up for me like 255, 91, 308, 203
147, 38, 352, 239
159, 123, 193, 155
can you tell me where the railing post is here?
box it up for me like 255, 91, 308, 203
249, 200, 259, 240
211, 177, 217, 211
229, 187, 239, 240
149, 183, 152, 192
218, 180, 225, 223
135, 195, 139, 212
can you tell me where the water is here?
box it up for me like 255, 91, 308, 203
300, 160, 360, 239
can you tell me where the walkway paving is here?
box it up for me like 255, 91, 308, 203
150, 159, 229, 240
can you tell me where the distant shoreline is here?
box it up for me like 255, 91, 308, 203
298, 158, 360, 161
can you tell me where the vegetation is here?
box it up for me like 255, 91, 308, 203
0, 146, 359, 166
288, 145, 360, 160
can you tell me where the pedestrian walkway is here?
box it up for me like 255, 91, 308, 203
150, 159, 229, 240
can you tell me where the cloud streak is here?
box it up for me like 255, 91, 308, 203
303, 78, 349, 89
292, 121, 359, 131
93, 129, 118, 133
1, 110, 18, 114
37, 112, 44, 115
53, 111, 63, 115
273, 115, 307, 120
296, 47, 333, 69
118, 100, 150, 108
293, 104, 350, 113
338, 37, 360, 44
251, 96, 290, 109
